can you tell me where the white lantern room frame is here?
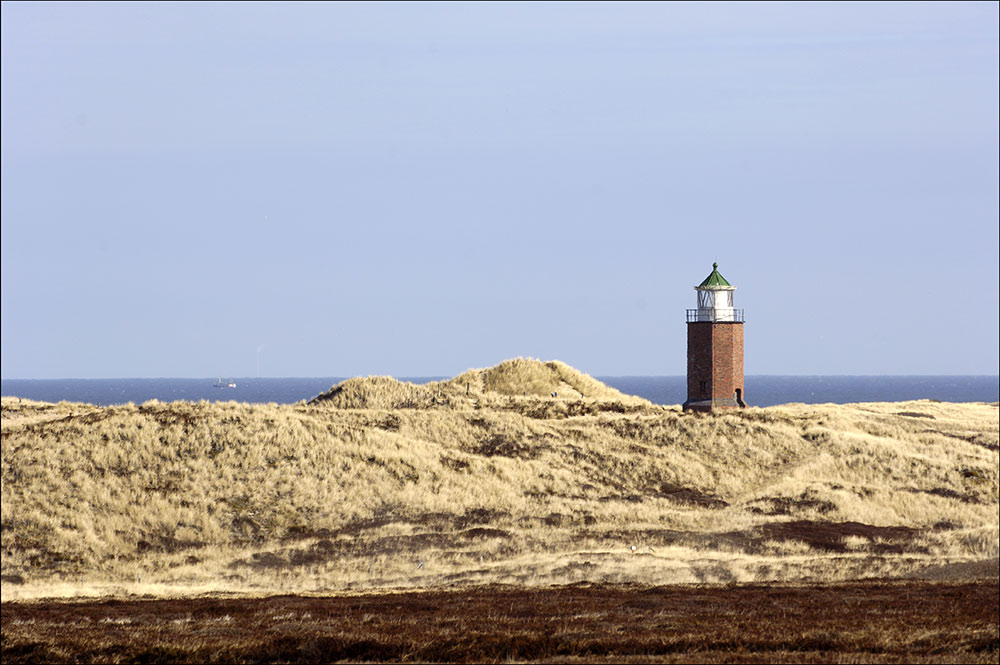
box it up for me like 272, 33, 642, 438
694, 284, 737, 322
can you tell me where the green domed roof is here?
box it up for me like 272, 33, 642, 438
698, 262, 732, 288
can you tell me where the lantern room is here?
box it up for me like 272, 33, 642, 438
687, 263, 743, 323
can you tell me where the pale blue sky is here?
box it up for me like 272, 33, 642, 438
2, 1, 998, 378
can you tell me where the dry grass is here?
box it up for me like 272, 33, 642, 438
1, 359, 997, 601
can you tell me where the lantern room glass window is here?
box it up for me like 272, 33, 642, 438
697, 290, 733, 309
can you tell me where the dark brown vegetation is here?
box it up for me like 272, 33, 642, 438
3, 580, 997, 664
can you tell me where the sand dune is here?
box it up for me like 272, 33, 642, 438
309, 357, 645, 409
1, 359, 997, 600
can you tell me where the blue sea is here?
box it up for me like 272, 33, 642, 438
2, 376, 997, 408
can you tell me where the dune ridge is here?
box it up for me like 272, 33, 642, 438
309, 357, 645, 409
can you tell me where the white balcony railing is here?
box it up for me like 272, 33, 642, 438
686, 309, 744, 323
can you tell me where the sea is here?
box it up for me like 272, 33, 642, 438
2, 376, 997, 408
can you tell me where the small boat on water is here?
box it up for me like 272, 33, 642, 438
214, 377, 237, 389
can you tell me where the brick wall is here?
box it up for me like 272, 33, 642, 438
685, 322, 744, 409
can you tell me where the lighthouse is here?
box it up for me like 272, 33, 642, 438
683, 263, 746, 411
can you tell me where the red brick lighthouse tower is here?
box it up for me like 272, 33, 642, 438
683, 263, 746, 411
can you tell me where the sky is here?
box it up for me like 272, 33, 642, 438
2, 1, 998, 379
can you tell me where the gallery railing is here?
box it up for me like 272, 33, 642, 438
686, 309, 745, 323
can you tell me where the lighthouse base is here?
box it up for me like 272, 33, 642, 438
682, 395, 747, 412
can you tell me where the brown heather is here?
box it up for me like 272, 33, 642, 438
1, 358, 997, 602
3, 581, 997, 664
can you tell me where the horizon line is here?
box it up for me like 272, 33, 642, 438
4, 373, 999, 382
